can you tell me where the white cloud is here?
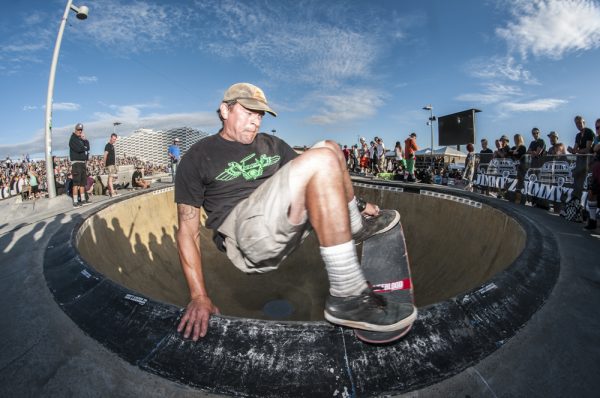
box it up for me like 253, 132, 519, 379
497, 0, 600, 59
53, 102, 81, 111
308, 88, 385, 125
77, 0, 184, 52
1, 43, 46, 53
193, 0, 415, 87
23, 105, 38, 111
500, 98, 568, 112
456, 83, 522, 105
78, 76, 98, 84
466, 56, 538, 84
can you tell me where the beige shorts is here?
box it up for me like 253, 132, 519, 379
107, 165, 118, 175
217, 160, 310, 274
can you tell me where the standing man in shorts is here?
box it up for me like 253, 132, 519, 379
103, 133, 119, 197
68, 123, 90, 207
175, 83, 417, 341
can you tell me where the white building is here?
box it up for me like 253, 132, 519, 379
115, 127, 208, 165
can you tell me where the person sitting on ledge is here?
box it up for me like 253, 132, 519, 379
174, 82, 417, 341
131, 165, 150, 189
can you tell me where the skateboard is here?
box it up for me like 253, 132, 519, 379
354, 222, 417, 344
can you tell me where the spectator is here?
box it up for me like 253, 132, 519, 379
547, 131, 566, 155
28, 165, 39, 200
350, 144, 359, 172
369, 140, 378, 175
93, 176, 105, 196
168, 138, 181, 178
585, 119, 600, 230
375, 137, 386, 174
394, 141, 405, 172
526, 128, 546, 157
592, 118, 600, 155
132, 165, 150, 189
404, 132, 418, 182
510, 134, 527, 160
103, 133, 119, 197
493, 135, 511, 158
479, 138, 494, 166
463, 143, 475, 191
568, 115, 595, 154
69, 123, 90, 207
342, 144, 350, 168
359, 138, 369, 174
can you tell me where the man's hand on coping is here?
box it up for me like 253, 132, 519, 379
177, 295, 220, 341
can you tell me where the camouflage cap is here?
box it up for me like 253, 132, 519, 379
499, 134, 509, 141
223, 83, 277, 117
547, 131, 558, 138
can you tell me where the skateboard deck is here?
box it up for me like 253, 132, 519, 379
354, 221, 417, 344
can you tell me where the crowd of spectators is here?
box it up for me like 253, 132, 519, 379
1, 154, 168, 201
338, 114, 600, 230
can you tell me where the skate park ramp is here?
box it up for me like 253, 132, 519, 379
76, 185, 526, 320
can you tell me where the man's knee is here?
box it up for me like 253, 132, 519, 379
306, 146, 343, 170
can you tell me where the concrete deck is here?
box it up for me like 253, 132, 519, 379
0, 181, 598, 397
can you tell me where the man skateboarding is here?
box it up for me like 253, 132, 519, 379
174, 83, 417, 341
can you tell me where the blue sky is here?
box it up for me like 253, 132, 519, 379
1, 0, 600, 159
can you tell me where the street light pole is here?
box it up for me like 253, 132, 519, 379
422, 105, 436, 169
44, 1, 89, 198
113, 122, 122, 135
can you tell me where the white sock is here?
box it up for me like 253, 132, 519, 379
348, 197, 363, 235
73, 196, 78, 203
321, 241, 367, 297
589, 201, 597, 221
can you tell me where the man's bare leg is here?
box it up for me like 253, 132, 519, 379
287, 141, 414, 331
108, 175, 115, 196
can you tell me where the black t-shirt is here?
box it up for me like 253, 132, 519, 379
575, 128, 595, 150
497, 145, 511, 157
132, 170, 143, 185
479, 148, 493, 164
528, 138, 546, 155
104, 143, 115, 166
511, 144, 527, 160
175, 132, 298, 233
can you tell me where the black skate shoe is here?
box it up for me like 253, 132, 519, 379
324, 287, 417, 332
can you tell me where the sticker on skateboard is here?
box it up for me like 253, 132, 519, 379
354, 221, 417, 344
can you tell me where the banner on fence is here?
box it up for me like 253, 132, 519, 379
473, 154, 593, 205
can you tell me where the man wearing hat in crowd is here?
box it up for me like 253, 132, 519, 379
493, 135, 511, 158
174, 82, 416, 341
68, 123, 90, 207
168, 138, 181, 178
131, 165, 150, 189
547, 131, 566, 155
404, 132, 418, 182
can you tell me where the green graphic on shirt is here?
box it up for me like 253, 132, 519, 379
216, 153, 281, 181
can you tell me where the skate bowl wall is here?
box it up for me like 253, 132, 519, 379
76, 184, 525, 320
45, 182, 557, 397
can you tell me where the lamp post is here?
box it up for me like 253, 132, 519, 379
422, 105, 436, 168
271, 129, 276, 136
44, 1, 89, 198
113, 122, 122, 135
